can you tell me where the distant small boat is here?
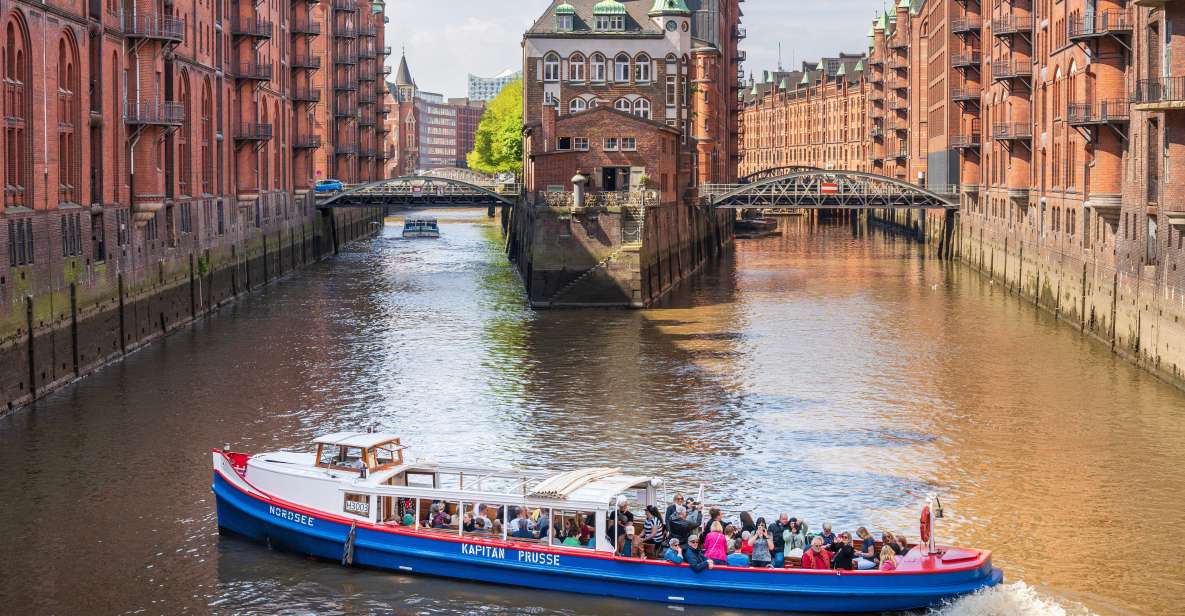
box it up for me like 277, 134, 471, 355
403, 217, 440, 238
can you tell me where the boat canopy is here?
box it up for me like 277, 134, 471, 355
530, 467, 661, 504
314, 431, 404, 449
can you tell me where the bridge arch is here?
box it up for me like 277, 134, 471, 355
708, 169, 957, 210
318, 175, 517, 208
739, 165, 820, 183
417, 166, 496, 185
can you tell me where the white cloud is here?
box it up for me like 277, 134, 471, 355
381, 0, 885, 97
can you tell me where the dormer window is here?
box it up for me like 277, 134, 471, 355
557, 15, 573, 31
595, 15, 625, 31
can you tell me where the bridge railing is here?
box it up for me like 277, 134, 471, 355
539, 190, 658, 209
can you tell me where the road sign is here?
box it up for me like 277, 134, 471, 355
820, 182, 839, 195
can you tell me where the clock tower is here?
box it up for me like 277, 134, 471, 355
650, 0, 691, 52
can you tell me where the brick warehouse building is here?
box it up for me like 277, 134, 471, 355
0, 0, 389, 410
510, 0, 739, 308
386, 53, 487, 176
738, 57, 869, 178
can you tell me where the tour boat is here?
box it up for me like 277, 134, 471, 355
402, 217, 440, 238
212, 432, 1003, 613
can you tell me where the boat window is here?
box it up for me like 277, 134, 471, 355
343, 493, 371, 519
371, 442, 402, 467
317, 445, 365, 470
427, 500, 460, 531
505, 505, 549, 543
552, 510, 597, 549
406, 471, 436, 488
461, 503, 500, 537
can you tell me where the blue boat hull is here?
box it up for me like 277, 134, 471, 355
214, 473, 1002, 613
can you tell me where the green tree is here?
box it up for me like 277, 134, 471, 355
467, 79, 523, 175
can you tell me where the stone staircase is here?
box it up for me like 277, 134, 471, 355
547, 243, 640, 305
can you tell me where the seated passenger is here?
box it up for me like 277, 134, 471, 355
618, 525, 644, 558
894, 533, 910, 555
725, 551, 750, 567
819, 523, 836, 547
828, 532, 856, 570
738, 531, 754, 557
854, 527, 878, 570
748, 519, 775, 568
402, 512, 415, 527
879, 545, 899, 571
703, 521, 728, 565
509, 510, 534, 539
681, 535, 713, 573
801, 537, 832, 570
462, 513, 477, 533
664, 538, 684, 564
724, 524, 738, 554
430, 507, 451, 529
491, 519, 503, 536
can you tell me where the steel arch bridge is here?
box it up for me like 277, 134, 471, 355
317, 176, 519, 208
739, 165, 820, 183
703, 170, 958, 210
417, 166, 496, 185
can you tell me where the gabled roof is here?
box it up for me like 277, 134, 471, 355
528, 0, 661, 35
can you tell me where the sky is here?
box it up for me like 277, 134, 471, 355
383, 0, 887, 98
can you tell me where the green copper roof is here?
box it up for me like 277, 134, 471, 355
875, 12, 888, 30
750, 83, 758, 95
593, 0, 627, 15
765, 70, 773, 83
837, 63, 847, 77
555, 2, 576, 15
816, 61, 825, 71
799, 72, 810, 85
854, 59, 865, 72
897, 0, 910, 8
779, 77, 790, 90
649, 0, 691, 15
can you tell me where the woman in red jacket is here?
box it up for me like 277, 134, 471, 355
801, 536, 833, 570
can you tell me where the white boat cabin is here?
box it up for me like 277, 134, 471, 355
245, 432, 662, 553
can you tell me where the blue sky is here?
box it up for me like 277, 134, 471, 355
384, 0, 885, 97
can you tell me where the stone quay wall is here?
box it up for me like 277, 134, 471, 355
0, 194, 382, 413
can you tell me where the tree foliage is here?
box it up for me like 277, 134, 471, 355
466, 79, 523, 175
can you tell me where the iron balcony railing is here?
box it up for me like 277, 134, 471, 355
229, 16, 272, 38
234, 122, 273, 141
733, 26, 747, 39
359, 92, 376, 104
1133, 77, 1185, 106
334, 103, 358, 117
292, 86, 321, 102
122, 12, 184, 42
867, 74, 883, 84
952, 52, 982, 68
124, 99, 185, 125
888, 38, 909, 50
234, 61, 274, 81
992, 14, 1034, 37
991, 122, 1033, 140
335, 53, 359, 65
334, 144, 358, 155
292, 54, 321, 69
1067, 100, 1130, 125
868, 90, 884, 101
992, 61, 1032, 82
951, 17, 982, 34
359, 47, 376, 59
358, 25, 377, 37
291, 19, 321, 35
381, 65, 392, 76
888, 57, 909, 70
335, 25, 358, 37
381, 46, 393, 56
950, 133, 981, 149
293, 135, 322, 149
332, 0, 357, 10
890, 78, 909, 91
359, 70, 377, 82
952, 86, 981, 102
1068, 10, 1133, 41
334, 79, 359, 90
869, 126, 884, 138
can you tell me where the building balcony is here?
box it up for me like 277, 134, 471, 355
952, 86, 981, 102
992, 61, 1032, 83
291, 20, 321, 35
1133, 77, 1185, 111
359, 47, 376, 59
230, 16, 273, 39
1068, 10, 1132, 42
292, 54, 322, 69
359, 116, 375, 127
234, 122, 273, 142
335, 25, 358, 38
890, 78, 909, 91
992, 14, 1033, 38
293, 135, 322, 149
884, 142, 907, 160
122, 12, 185, 43
950, 133, 981, 149
952, 52, 982, 69
867, 74, 883, 84
359, 71, 376, 82
359, 25, 377, 37
381, 65, 392, 76
991, 122, 1032, 141
334, 79, 359, 90
292, 86, 321, 102
332, 0, 357, 11
124, 99, 185, 125
888, 58, 909, 70
890, 99, 909, 111
869, 126, 884, 139
381, 46, 393, 56
234, 61, 274, 81
869, 57, 884, 66
869, 109, 885, 120
383, 149, 395, 160
1067, 100, 1130, 126
335, 53, 359, 65
335, 144, 358, 155
868, 90, 884, 102
736, 50, 747, 62
359, 92, 376, 104
334, 103, 358, 117
359, 148, 379, 158
951, 18, 982, 34
733, 25, 747, 39
888, 38, 909, 50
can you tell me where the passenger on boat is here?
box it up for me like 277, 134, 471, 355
883, 531, 903, 555
430, 507, 451, 529
401, 512, 415, 527
561, 529, 582, 548
509, 509, 533, 539
854, 527, 879, 570
703, 521, 728, 565
664, 538, 684, 564
739, 511, 757, 534
784, 520, 808, 561
801, 537, 833, 570
609, 496, 634, 538
704, 507, 724, 536
724, 524, 739, 554
668, 506, 693, 545
665, 494, 685, 535
879, 545, 899, 571
462, 513, 477, 532
749, 518, 775, 568
617, 525, 645, 559
769, 513, 790, 555
829, 532, 857, 570
738, 531, 754, 557
686, 499, 703, 530
819, 523, 836, 547
894, 534, 909, 554
681, 535, 714, 572
534, 510, 550, 540
475, 508, 493, 531
641, 506, 666, 559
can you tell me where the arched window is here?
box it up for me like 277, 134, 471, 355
4, 16, 32, 208
590, 53, 606, 82
569, 98, 587, 114
614, 53, 630, 82
201, 80, 212, 194
178, 70, 192, 196
614, 98, 632, 112
634, 53, 651, 83
543, 52, 560, 82
569, 53, 585, 83
633, 98, 651, 119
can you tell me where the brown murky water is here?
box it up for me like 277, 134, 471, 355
0, 210, 1181, 615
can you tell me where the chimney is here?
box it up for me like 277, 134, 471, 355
542, 101, 558, 153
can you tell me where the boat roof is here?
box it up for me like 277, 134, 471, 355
530, 467, 659, 502
313, 431, 404, 449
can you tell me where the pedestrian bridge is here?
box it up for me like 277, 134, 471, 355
702, 170, 958, 210
317, 176, 520, 208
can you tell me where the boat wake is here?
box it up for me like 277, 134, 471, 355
930, 582, 1096, 616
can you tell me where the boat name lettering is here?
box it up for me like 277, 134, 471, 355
461, 543, 506, 559
517, 550, 561, 567
269, 505, 315, 527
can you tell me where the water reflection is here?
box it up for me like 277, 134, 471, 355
0, 210, 1181, 615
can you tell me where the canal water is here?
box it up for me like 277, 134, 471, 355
1, 209, 1181, 615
